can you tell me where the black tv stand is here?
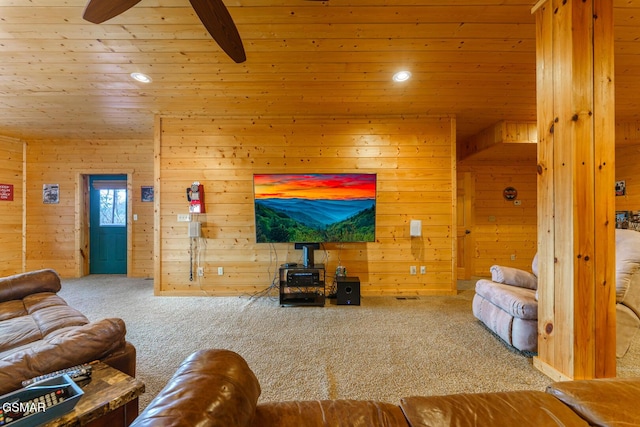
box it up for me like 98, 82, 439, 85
279, 263, 325, 307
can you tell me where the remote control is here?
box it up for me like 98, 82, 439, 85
21, 363, 93, 387
0, 387, 70, 424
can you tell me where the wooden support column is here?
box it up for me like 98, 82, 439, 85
533, 0, 616, 379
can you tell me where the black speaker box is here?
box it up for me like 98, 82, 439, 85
336, 277, 360, 306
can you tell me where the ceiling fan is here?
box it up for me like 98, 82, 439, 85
82, 0, 246, 63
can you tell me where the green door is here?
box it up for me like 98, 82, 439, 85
90, 175, 127, 274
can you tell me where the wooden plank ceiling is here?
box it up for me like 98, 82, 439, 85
1, 0, 640, 145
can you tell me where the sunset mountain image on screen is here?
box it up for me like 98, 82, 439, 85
253, 174, 376, 243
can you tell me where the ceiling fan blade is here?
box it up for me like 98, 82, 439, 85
83, 0, 142, 24
189, 0, 246, 63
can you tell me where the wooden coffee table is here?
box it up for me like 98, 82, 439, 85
42, 362, 145, 427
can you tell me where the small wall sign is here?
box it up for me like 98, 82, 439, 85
43, 184, 60, 204
0, 184, 13, 201
141, 186, 154, 202
503, 187, 518, 201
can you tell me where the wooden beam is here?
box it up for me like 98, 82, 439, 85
533, 0, 616, 379
458, 120, 537, 161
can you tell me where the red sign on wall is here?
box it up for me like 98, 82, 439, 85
0, 184, 14, 201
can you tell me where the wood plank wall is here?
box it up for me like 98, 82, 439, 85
616, 144, 640, 223
156, 115, 457, 296
459, 130, 640, 280
0, 136, 24, 276
7, 132, 637, 283
457, 163, 538, 276
24, 139, 154, 278
616, 122, 640, 147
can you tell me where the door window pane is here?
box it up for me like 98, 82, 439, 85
99, 189, 127, 226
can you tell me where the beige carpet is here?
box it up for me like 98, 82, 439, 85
58, 275, 640, 410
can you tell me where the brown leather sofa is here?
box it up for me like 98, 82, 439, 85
0, 269, 136, 395
131, 348, 640, 427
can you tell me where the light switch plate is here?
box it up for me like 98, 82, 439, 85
410, 219, 422, 237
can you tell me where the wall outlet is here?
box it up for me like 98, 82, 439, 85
410, 266, 417, 275
177, 214, 191, 222
420, 266, 426, 274
217, 267, 224, 275
197, 267, 204, 277
510, 254, 516, 261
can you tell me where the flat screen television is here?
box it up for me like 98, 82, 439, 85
253, 173, 376, 245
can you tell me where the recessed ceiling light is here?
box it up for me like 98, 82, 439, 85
130, 72, 152, 83
392, 71, 412, 82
